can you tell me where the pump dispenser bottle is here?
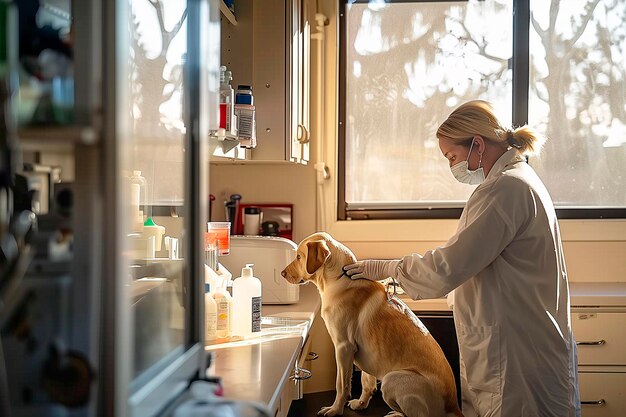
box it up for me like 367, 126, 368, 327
232, 264, 262, 337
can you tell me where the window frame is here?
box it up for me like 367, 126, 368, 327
338, 0, 626, 220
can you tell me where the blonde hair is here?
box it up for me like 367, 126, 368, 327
436, 100, 545, 156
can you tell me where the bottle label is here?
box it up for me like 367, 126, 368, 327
217, 299, 230, 332
219, 102, 231, 130
251, 296, 262, 332
206, 311, 217, 341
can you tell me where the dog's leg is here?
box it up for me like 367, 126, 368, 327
381, 371, 445, 417
317, 342, 355, 416
347, 371, 377, 411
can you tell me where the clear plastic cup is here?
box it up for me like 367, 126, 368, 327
207, 222, 231, 256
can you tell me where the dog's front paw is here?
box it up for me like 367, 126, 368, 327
317, 405, 343, 416
347, 398, 369, 410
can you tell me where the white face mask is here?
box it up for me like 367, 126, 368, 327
450, 140, 485, 185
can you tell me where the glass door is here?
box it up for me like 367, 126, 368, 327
113, 0, 216, 415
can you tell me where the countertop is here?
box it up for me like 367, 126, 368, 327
205, 283, 321, 413
398, 282, 626, 312
570, 282, 626, 307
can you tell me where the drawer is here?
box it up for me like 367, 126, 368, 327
578, 372, 626, 417
572, 312, 626, 365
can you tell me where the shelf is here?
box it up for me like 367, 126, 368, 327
17, 126, 99, 151
209, 134, 248, 160
219, 1, 237, 26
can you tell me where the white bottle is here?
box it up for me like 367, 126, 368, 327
129, 170, 147, 232
214, 280, 233, 339
232, 264, 262, 338
205, 283, 217, 344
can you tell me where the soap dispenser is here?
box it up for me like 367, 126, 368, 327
232, 264, 262, 338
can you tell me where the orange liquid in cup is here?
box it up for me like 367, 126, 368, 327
207, 222, 230, 256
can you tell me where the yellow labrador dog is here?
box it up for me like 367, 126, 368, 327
281, 232, 463, 417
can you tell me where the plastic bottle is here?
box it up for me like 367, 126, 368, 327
129, 170, 147, 232
214, 279, 233, 339
219, 66, 236, 136
205, 283, 217, 343
232, 264, 262, 338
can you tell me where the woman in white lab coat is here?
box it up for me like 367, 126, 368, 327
343, 100, 581, 417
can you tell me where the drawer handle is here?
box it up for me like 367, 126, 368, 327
576, 340, 606, 346
306, 352, 319, 361
581, 399, 606, 406
291, 366, 312, 381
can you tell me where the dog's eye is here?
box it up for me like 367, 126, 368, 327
296, 254, 301, 260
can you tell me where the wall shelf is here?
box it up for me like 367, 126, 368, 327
220, 1, 237, 26
17, 126, 99, 151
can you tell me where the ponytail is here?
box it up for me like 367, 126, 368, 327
508, 125, 546, 156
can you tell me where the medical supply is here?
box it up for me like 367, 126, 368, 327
232, 264, 262, 337
235, 85, 253, 105
214, 279, 233, 338
164, 236, 179, 259
205, 284, 217, 343
235, 104, 256, 148
219, 66, 237, 137
143, 217, 165, 251
146, 236, 155, 259
207, 222, 231, 255
129, 170, 147, 232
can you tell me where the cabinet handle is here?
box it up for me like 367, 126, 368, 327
306, 352, 319, 361
297, 124, 310, 144
290, 366, 312, 381
576, 339, 606, 346
581, 399, 606, 406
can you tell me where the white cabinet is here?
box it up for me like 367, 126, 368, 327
572, 309, 626, 417
219, 0, 311, 163
578, 372, 626, 417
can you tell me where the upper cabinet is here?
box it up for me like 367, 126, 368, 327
218, 0, 311, 164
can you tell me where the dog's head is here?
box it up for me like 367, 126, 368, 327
281, 232, 355, 287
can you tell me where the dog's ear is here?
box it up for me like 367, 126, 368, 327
306, 240, 330, 275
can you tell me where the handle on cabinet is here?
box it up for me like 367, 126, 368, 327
296, 124, 310, 144
581, 399, 606, 406
306, 352, 319, 361
290, 366, 312, 381
576, 340, 606, 346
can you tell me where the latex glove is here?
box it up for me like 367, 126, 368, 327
343, 259, 400, 281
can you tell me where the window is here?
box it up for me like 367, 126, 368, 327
339, 0, 626, 219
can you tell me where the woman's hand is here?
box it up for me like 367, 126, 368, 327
342, 259, 399, 281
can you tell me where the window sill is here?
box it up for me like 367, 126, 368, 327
326, 218, 626, 243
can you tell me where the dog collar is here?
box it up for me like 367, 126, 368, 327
386, 277, 398, 303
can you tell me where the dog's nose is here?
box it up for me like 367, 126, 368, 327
281, 270, 287, 277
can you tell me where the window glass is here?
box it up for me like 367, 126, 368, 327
528, 0, 626, 207
125, 0, 188, 380
345, 1, 513, 209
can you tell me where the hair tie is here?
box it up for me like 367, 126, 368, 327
507, 129, 520, 148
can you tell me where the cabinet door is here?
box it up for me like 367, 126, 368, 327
219, 0, 310, 163
289, 0, 311, 164
579, 372, 626, 417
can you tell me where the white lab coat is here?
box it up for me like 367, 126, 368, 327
394, 149, 581, 417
